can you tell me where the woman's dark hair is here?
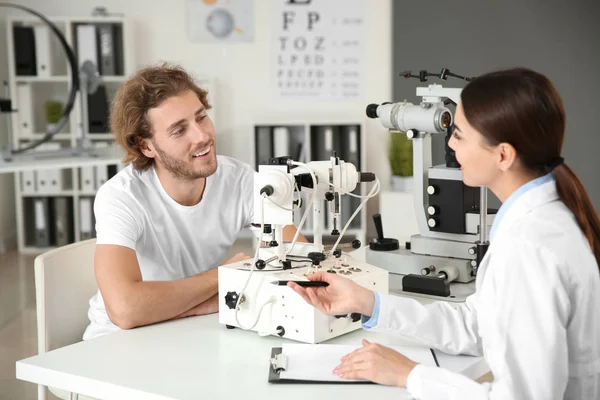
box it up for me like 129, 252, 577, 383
461, 67, 599, 266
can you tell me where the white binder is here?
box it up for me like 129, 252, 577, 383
79, 197, 94, 240
35, 143, 63, 194
80, 166, 95, 193
34, 197, 51, 247
33, 25, 52, 77
76, 24, 98, 68
21, 171, 36, 194
273, 127, 290, 157
95, 165, 108, 189
16, 84, 33, 136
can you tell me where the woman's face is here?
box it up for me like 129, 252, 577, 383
448, 103, 500, 187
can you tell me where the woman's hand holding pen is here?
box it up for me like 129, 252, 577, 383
287, 272, 375, 316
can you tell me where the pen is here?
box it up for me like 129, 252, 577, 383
271, 280, 329, 287
430, 348, 440, 367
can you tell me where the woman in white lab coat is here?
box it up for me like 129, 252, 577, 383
289, 68, 600, 399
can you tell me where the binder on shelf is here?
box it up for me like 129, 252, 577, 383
87, 85, 110, 133
255, 126, 274, 167
97, 23, 116, 75
54, 197, 73, 247
94, 142, 110, 189
76, 24, 98, 68
80, 166, 95, 193
21, 171, 36, 194
35, 144, 63, 194
13, 26, 37, 76
33, 25, 52, 77
34, 197, 52, 247
273, 127, 290, 158
16, 84, 34, 136
95, 165, 108, 189
79, 197, 94, 240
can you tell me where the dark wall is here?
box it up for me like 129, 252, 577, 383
393, 0, 600, 209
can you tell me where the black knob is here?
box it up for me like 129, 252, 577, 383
325, 192, 334, 201
224, 291, 239, 310
312, 258, 320, 266
260, 185, 274, 196
373, 214, 384, 241
359, 172, 376, 182
405, 241, 411, 250
282, 260, 292, 270
276, 325, 285, 337
335, 314, 348, 319
269, 240, 279, 247
366, 103, 379, 118
331, 229, 340, 235
350, 313, 362, 322
263, 224, 272, 234
333, 249, 342, 258
307, 252, 326, 263
351, 239, 361, 249
255, 259, 266, 270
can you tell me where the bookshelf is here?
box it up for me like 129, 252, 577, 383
5, 15, 133, 253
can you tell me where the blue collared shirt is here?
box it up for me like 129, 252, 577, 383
489, 172, 555, 241
361, 292, 381, 329
362, 172, 555, 327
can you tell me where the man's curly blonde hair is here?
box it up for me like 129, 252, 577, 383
110, 63, 211, 170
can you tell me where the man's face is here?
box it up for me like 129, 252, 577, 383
144, 90, 217, 180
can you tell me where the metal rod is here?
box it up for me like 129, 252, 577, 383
479, 186, 488, 242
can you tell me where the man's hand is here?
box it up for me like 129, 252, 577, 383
333, 339, 418, 386
223, 252, 252, 265
177, 294, 219, 318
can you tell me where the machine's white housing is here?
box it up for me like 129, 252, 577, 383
218, 253, 388, 343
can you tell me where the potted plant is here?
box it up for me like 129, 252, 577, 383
388, 131, 413, 192
44, 100, 64, 132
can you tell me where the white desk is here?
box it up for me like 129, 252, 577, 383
17, 314, 488, 400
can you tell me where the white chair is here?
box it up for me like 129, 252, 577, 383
34, 239, 98, 400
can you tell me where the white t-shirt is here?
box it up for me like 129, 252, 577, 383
83, 155, 254, 340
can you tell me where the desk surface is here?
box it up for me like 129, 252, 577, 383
17, 314, 488, 400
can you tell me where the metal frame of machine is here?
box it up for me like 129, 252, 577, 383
218, 155, 388, 343
365, 69, 492, 301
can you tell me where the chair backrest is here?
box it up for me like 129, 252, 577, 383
34, 239, 98, 353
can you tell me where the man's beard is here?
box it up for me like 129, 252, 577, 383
152, 140, 218, 180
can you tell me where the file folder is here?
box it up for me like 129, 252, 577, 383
80, 167, 95, 193
33, 25, 52, 77
76, 24, 98, 67
21, 171, 36, 194
54, 197, 73, 246
79, 197, 94, 240
268, 343, 481, 384
268, 347, 371, 384
34, 197, 52, 247
16, 84, 33, 136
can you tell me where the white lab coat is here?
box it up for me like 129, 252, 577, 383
367, 180, 600, 399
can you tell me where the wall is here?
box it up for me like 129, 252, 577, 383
0, 6, 16, 252
393, 0, 600, 210
0, 0, 393, 242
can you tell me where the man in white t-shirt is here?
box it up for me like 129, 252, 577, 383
83, 64, 300, 340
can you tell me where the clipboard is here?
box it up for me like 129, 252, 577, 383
268, 347, 373, 384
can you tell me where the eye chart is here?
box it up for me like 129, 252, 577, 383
273, 0, 366, 101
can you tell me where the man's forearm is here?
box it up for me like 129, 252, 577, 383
112, 269, 218, 329
176, 294, 219, 319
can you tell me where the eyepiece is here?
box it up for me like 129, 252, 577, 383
366, 104, 379, 119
